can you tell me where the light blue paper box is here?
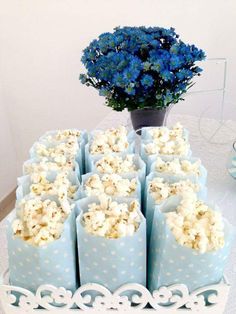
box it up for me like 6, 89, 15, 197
88, 153, 146, 191
76, 196, 146, 293
148, 196, 235, 293
85, 130, 136, 173
141, 126, 189, 141
7, 208, 78, 293
149, 155, 208, 186
144, 172, 208, 242
16, 170, 80, 202
80, 172, 142, 204
39, 129, 88, 174
140, 140, 192, 173
23, 157, 81, 181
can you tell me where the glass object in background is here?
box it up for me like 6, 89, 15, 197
228, 141, 236, 179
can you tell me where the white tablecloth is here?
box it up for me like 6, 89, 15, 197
0, 112, 235, 313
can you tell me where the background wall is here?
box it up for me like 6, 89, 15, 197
0, 0, 236, 200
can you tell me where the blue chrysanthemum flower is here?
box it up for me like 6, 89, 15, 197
141, 74, 154, 87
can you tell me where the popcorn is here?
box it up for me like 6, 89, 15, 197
12, 198, 72, 246
34, 140, 79, 161
89, 126, 129, 155
84, 174, 137, 197
147, 122, 185, 141
43, 129, 81, 143
144, 123, 190, 156
154, 157, 201, 177
95, 154, 137, 174
166, 195, 225, 253
24, 158, 77, 174
29, 171, 79, 205
82, 196, 141, 238
149, 178, 199, 204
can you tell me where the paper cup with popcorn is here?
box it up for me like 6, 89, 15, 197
23, 157, 81, 180
85, 126, 136, 172
149, 156, 207, 185
38, 129, 87, 173
140, 140, 192, 173
148, 195, 235, 293
7, 195, 78, 293
88, 153, 146, 191
80, 172, 141, 203
144, 172, 207, 242
16, 170, 80, 203
76, 195, 146, 293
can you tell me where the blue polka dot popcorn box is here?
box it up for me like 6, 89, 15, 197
140, 140, 192, 173
80, 172, 142, 204
23, 157, 81, 181
148, 196, 235, 293
38, 129, 88, 174
144, 172, 207, 242
76, 196, 146, 293
16, 170, 81, 202
84, 129, 136, 173
88, 153, 146, 193
149, 155, 208, 186
6, 208, 78, 293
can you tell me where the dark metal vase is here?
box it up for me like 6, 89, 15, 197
130, 108, 168, 135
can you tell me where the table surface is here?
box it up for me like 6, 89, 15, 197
0, 112, 236, 313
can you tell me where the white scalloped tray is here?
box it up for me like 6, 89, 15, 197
0, 269, 230, 313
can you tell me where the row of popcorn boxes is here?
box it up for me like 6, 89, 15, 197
6, 125, 235, 306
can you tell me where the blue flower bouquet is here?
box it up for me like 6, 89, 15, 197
79, 26, 205, 113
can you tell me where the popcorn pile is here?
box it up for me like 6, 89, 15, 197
89, 126, 129, 155
153, 157, 201, 177
82, 196, 141, 238
12, 198, 72, 246
95, 154, 137, 174
33, 140, 79, 162
29, 171, 78, 200
24, 158, 77, 174
166, 193, 225, 253
144, 123, 190, 156
84, 173, 137, 197
148, 177, 200, 204
43, 129, 81, 143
